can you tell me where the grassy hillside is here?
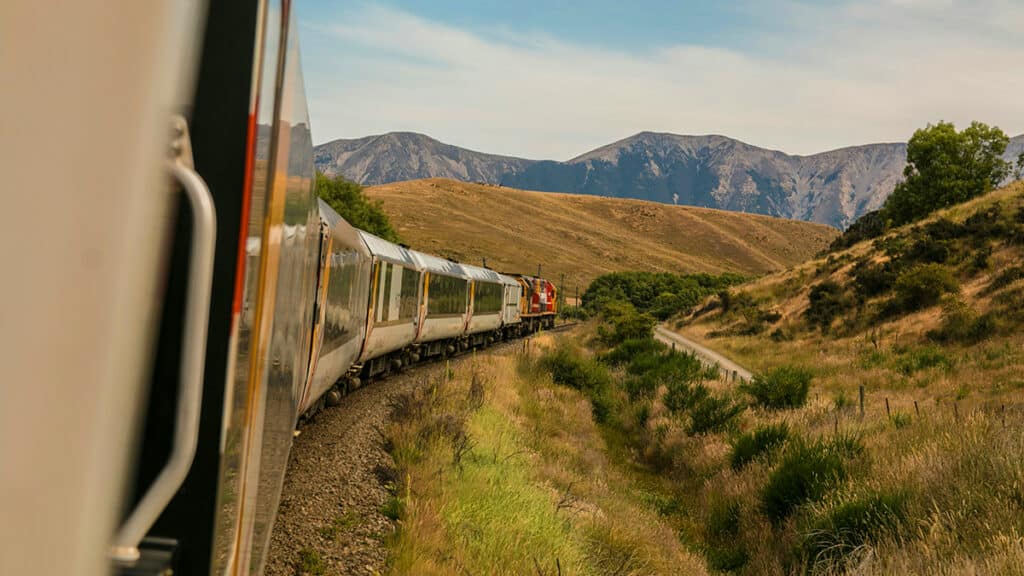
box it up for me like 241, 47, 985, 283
365, 178, 838, 289
660, 181, 1024, 573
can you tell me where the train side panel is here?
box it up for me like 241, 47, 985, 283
357, 231, 421, 366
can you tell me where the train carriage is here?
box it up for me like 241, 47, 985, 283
500, 273, 523, 334
355, 230, 423, 378
461, 264, 507, 346
301, 200, 373, 414
410, 251, 473, 357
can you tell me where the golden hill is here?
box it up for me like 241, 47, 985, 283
365, 178, 838, 291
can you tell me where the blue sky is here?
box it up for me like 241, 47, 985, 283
295, 0, 1024, 159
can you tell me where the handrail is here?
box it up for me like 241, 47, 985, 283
110, 146, 216, 564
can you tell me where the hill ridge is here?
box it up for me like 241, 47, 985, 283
315, 131, 1024, 229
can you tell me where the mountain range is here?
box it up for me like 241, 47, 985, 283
314, 131, 1024, 229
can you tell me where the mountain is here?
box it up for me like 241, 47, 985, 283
314, 132, 534, 185
314, 132, 1024, 229
364, 178, 838, 289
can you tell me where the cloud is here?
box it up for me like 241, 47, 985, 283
299, 1, 1024, 159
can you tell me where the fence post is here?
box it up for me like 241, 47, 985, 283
914, 400, 920, 417
859, 385, 865, 419
1001, 404, 1006, 427
833, 412, 838, 435
732, 370, 738, 383
954, 401, 960, 421
885, 397, 891, 419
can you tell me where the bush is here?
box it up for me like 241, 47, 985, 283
663, 380, 709, 414
626, 351, 706, 402
988, 265, 1024, 293
805, 281, 851, 332
828, 209, 886, 252
927, 297, 996, 344
851, 261, 898, 299
539, 344, 615, 422
582, 271, 747, 316
801, 490, 908, 565
891, 264, 959, 312
597, 301, 656, 346
729, 423, 790, 470
741, 366, 813, 410
705, 498, 748, 571
894, 345, 953, 375
761, 439, 849, 524
687, 393, 745, 435
599, 337, 666, 366
316, 173, 401, 243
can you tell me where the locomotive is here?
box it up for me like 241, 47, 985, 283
1, 1, 556, 575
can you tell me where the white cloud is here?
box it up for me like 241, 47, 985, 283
300, 1, 1024, 159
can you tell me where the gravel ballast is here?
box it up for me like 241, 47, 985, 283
264, 354, 473, 576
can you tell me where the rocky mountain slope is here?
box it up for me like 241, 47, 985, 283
315, 131, 1024, 229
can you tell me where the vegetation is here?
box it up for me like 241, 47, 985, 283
740, 365, 813, 410
883, 121, 1010, 227
316, 172, 401, 242
729, 423, 790, 470
582, 271, 746, 319
760, 437, 857, 525
383, 339, 709, 575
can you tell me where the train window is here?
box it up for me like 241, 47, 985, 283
427, 274, 467, 316
398, 266, 419, 320
473, 281, 503, 315
379, 262, 393, 322
322, 248, 358, 354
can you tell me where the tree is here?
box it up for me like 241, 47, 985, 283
315, 172, 401, 243
883, 121, 1010, 226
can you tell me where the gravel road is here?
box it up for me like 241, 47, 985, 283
264, 360, 449, 576
654, 325, 753, 381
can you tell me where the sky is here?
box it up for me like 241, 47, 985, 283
295, 0, 1024, 160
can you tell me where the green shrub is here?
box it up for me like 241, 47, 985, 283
663, 380, 709, 414
704, 498, 748, 571
760, 439, 851, 524
828, 209, 886, 252
379, 496, 404, 521
729, 423, 790, 470
901, 236, 951, 265
599, 337, 666, 366
805, 281, 852, 332
625, 351, 706, 402
539, 344, 615, 422
892, 264, 959, 312
894, 345, 953, 375
801, 490, 908, 565
741, 366, 813, 410
597, 301, 656, 346
852, 261, 898, 299
927, 297, 995, 344
687, 393, 745, 435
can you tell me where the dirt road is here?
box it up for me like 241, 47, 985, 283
653, 325, 753, 382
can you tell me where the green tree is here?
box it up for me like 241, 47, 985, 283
316, 172, 401, 243
883, 121, 1010, 226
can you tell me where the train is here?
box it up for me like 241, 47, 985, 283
304, 199, 558, 417
1, 1, 558, 576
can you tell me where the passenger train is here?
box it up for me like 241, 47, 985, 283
1, 1, 556, 575
305, 199, 558, 418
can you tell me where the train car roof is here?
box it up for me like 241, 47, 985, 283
409, 249, 469, 278
496, 273, 520, 286
460, 263, 505, 283
356, 229, 417, 267
318, 199, 370, 257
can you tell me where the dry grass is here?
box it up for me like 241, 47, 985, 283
654, 181, 1024, 573
366, 178, 838, 289
384, 338, 708, 575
